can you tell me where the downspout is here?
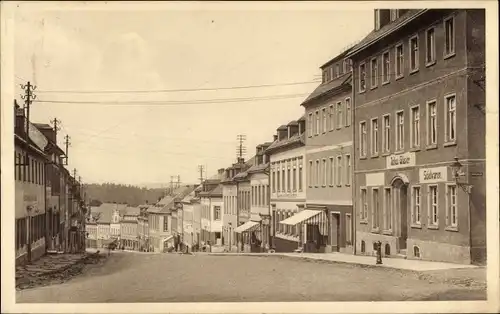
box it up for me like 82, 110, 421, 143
350, 61, 357, 256
236, 181, 240, 252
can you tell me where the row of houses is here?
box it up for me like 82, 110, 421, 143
197, 9, 486, 265
14, 101, 88, 266
83, 9, 486, 265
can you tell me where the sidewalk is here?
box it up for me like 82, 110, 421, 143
207, 251, 480, 272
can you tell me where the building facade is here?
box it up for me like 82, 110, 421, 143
301, 49, 354, 254
137, 204, 150, 251
120, 206, 140, 250
267, 118, 307, 252
348, 9, 486, 264
200, 177, 224, 247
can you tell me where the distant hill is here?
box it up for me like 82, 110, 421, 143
83, 183, 169, 207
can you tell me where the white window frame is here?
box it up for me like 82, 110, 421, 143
308, 113, 313, 137
329, 157, 334, 187
336, 101, 343, 129
322, 158, 327, 187
308, 160, 313, 187
390, 9, 399, 21
444, 93, 457, 144
411, 185, 422, 226
374, 10, 381, 30
345, 154, 351, 186
444, 15, 456, 58
345, 97, 352, 127
345, 213, 352, 244
336, 155, 342, 187
409, 34, 419, 73
298, 160, 303, 192
426, 99, 438, 147
360, 187, 368, 222
315, 110, 320, 135
446, 183, 458, 229
395, 43, 404, 79
315, 159, 320, 187
382, 114, 391, 153
322, 107, 327, 133
359, 121, 367, 158
383, 187, 392, 232
410, 105, 420, 149
382, 50, 390, 84
395, 110, 405, 152
428, 185, 439, 228
370, 117, 379, 157
370, 57, 378, 88
335, 63, 340, 77
371, 187, 380, 231
425, 26, 436, 66
359, 62, 366, 93
329, 104, 335, 131
292, 163, 297, 192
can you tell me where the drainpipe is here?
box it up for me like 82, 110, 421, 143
350, 60, 357, 256
236, 181, 240, 252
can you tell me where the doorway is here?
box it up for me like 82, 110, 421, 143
392, 178, 408, 251
330, 213, 340, 252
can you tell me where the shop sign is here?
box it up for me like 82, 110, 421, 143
386, 152, 416, 169
419, 166, 448, 184
366, 172, 385, 186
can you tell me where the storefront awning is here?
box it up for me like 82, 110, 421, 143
280, 209, 323, 226
162, 235, 174, 243
234, 220, 260, 233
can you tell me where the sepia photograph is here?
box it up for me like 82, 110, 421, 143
1, 1, 498, 313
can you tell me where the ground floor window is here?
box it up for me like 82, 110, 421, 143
446, 184, 458, 228
345, 214, 352, 245
16, 218, 27, 250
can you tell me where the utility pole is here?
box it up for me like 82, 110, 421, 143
198, 165, 205, 184
50, 117, 62, 139
20, 81, 37, 139
64, 135, 71, 165
236, 134, 247, 160
177, 175, 181, 188
73, 168, 77, 179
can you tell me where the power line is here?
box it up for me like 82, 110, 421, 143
35, 80, 321, 94
34, 92, 310, 106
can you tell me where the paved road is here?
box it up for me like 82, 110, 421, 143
16, 252, 486, 302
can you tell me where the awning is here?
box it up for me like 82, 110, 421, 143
280, 209, 323, 226
162, 235, 174, 243
234, 221, 260, 233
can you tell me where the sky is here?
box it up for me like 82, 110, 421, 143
13, 2, 374, 186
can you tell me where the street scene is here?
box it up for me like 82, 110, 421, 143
6, 2, 493, 309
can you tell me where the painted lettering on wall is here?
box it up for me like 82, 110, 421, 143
386, 152, 416, 169
418, 166, 448, 184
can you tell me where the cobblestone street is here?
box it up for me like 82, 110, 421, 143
16, 252, 486, 303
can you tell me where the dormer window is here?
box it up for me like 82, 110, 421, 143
390, 9, 399, 21
374, 9, 381, 30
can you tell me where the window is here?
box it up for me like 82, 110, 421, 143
360, 188, 368, 221
345, 98, 351, 127
359, 63, 366, 92
383, 114, 391, 153
336, 102, 343, 129
329, 105, 335, 131
163, 218, 169, 232
322, 108, 327, 133
360, 121, 367, 157
336, 64, 340, 77
384, 187, 392, 230
322, 159, 327, 186
293, 165, 297, 192
281, 166, 285, 193
396, 111, 404, 151
287, 166, 291, 192
372, 188, 379, 229
336, 156, 342, 186
426, 27, 436, 64
308, 113, 313, 137
298, 159, 303, 191
395, 44, 404, 78
444, 16, 455, 56
374, 10, 381, 30
322, 69, 328, 83
371, 118, 379, 156
277, 165, 281, 191
308, 161, 313, 187
370, 58, 378, 88
345, 154, 351, 186
427, 100, 437, 146
445, 94, 457, 143
429, 185, 439, 226
447, 184, 458, 228
390, 9, 399, 21
329, 157, 334, 186
409, 35, 419, 72
346, 213, 352, 244
272, 169, 276, 192
411, 106, 420, 148
315, 111, 320, 135
382, 51, 390, 83
315, 160, 320, 187
213, 206, 221, 220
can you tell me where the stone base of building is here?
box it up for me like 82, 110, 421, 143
15, 243, 46, 267
355, 231, 473, 264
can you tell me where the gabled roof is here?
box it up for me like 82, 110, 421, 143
300, 74, 352, 108
346, 9, 426, 58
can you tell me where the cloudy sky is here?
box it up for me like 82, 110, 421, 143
12, 2, 373, 186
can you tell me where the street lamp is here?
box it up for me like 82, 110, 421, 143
450, 157, 473, 194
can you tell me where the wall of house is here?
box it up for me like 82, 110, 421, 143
222, 184, 238, 248
269, 146, 306, 201
250, 172, 270, 220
